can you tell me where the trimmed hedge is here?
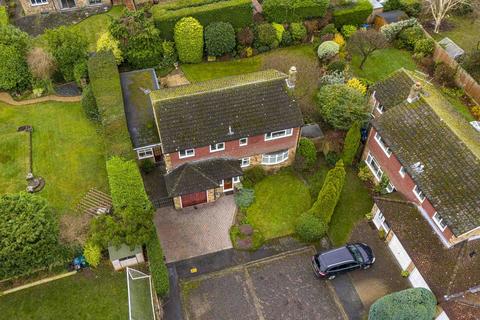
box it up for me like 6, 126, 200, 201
263, 0, 329, 23
341, 121, 361, 166
152, 0, 253, 40
146, 229, 170, 298
296, 213, 327, 242
333, 0, 373, 28
87, 51, 133, 159
174, 17, 204, 63
0, 6, 8, 25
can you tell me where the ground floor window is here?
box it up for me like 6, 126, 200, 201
432, 212, 448, 231
233, 176, 240, 183
137, 148, 153, 159
89, 0, 101, 4
386, 182, 395, 193
241, 157, 250, 168
31, 0, 48, 5
262, 150, 289, 165
365, 152, 383, 181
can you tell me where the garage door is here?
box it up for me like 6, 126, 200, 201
181, 191, 207, 207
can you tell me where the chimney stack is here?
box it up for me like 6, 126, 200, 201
407, 82, 422, 103
286, 66, 297, 89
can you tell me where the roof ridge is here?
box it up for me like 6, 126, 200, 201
191, 162, 219, 186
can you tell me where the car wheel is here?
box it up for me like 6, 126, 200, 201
328, 275, 336, 280
363, 264, 371, 270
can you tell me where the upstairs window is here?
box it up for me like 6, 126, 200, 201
239, 137, 248, 146
265, 128, 293, 141
432, 212, 448, 231
413, 185, 426, 203
31, 0, 48, 5
376, 104, 384, 114
374, 132, 392, 157
399, 166, 406, 178
179, 148, 195, 159
210, 142, 225, 153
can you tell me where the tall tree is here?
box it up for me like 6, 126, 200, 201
427, 0, 469, 33
348, 29, 387, 70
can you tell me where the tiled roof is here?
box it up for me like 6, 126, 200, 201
376, 10, 408, 23
370, 69, 415, 111
151, 70, 304, 153
121, 69, 160, 149
372, 100, 480, 235
164, 158, 243, 197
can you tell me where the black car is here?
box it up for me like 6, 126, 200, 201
311, 243, 375, 279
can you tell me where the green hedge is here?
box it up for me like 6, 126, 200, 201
87, 51, 133, 160
174, 17, 204, 63
152, 0, 252, 40
263, 0, 329, 23
146, 230, 170, 298
0, 6, 8, 25
333, 0, 373, 28
341, 121, 361, 166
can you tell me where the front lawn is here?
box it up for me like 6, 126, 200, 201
0, 101, 108, 215
246, 170, 311, 239
350, 48, 416, 82
0, 264, 128, 319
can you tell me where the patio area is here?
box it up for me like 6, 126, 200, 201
154, 195, 236, 263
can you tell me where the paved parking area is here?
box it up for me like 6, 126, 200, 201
181, 247, 346, 320
154, 196, 236, 263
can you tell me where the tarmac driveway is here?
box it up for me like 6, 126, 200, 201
181, 247, 346, 320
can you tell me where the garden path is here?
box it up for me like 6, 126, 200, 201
0, 92, 81, 106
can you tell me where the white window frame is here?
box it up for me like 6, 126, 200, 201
178, 148, 195, 159
399, 166, 406, 178
30, 0, 48, 5
264, 128, 293, 141
375, 101, 384, 114
365, 152, 383, 181
374, 132, 392, 157
261, 150, 289, 165
239, 137, 248, 146
432, 212, 448, 231
386, 182, 395, 193
137, 148, 154, 160
413, 185, 426, 203
241, 157, 250, 168
233, 176, 240, 183
209, 142, 225, 153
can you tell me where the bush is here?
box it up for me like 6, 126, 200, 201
400, 0, 422, 17
230, 225, 265, 250
297, 137, 317, 169
317, 41, 340, 60
27, 47, 56, 81
325, 151, 340, 167
140, 158, 155, 174
272, 22, 284, 41
397, 25, 425, 50
0, 5, 9, 25
88, 51, 133, 159
462, 49, 480, 80
327, 60, 346, 73
296, 213, 327, 242
96, 32, 123, 65
316, 84, 368, 130
158, 40, 178, 76
290, 22, 307, 43
0, 24, 30, 53
358, 165, 373, 182
81, 84, 99, 121
320, 70, 345, 85
434, 62, 457, 88
281, 30, 293, 46
235, 188, 255, 209
320, 23, 337, 36
333, 33, 345, 47
380, 18, 418, 42
413, 38, 435, 56
262, 0, 329, 23
255, 23, 278, 48
146, 230, 170, 298
152, 0, 253, 40
369, 288, 437, 320
204, 22, 235, 57
175, 16, 204, 64
346, 77, 367, 95
83, 241, 101, 268
341, 25, 357, 38
0, 44, 31, 91
342, 121, 361, 165
237, 26, 254, 46
45, 26, 88, 82
471, 106, 480, 120
333, 0, 373, 28
73, 60, 88, 87
0, 193, 62, 279
242, 166, 267, 188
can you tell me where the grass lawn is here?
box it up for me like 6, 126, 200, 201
0, 264, 128, 320
350, 48, 416, 82
431, 15, 480, 55
0, 101, 108, 215
246, 170, 312, 240
181, 56, 262, 82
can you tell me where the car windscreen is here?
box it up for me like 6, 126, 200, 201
347, 245, 364, 263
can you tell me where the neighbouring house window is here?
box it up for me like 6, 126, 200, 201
89, 0, 101, 3
210, 142, 225, 152
233, 176, 240, 183
241, 157, 250, 168
262, 150, 289, 165
413, 185, 426, 203
374, 132, 392, 157
264, 128, 293, 141
31, 0, 48, 5
386, 182, 395, 193
239, 137, 248, 146
137, 148, 153, 159
432, 212, 448, 231
365, 152, 383, 181
178, 148, 195, 159
399, 166, 406, 178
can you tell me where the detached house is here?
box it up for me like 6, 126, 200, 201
128, 69, 303, 209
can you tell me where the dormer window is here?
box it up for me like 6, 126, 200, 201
432, 212, 447, 231
413, 185, 426, 203
239, 137, 248, 146
210, 142, 225, 153
265, 128, 293, 141
374, 132, 392, 157
179, 148, 195, 159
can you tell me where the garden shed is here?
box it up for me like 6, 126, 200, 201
438, 37, 465, 61
374, 10, 407, 29
108, 244, 145, 271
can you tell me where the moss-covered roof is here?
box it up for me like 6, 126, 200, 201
370, 69, 415, 111
120, 69, 160, 149
151, 70, 304, 153
372, 99, 480, 235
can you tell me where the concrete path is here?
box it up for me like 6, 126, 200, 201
154, 195, 236, 263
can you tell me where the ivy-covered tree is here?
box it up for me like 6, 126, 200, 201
0, 193, 61, 278
109, 9, 163, 68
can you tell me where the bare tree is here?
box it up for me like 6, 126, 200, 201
347, 29, 387, 70
27, 47, 56, 80
426, 0, 469, 33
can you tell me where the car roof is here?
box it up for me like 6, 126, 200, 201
318, 246, 356, 267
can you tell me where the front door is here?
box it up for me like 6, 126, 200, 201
223, 178, 233, 192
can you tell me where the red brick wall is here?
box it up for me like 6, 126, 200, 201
365, 128, 455, 242
168, 127, 300, 168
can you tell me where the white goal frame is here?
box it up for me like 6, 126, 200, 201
126, 267, 156, 320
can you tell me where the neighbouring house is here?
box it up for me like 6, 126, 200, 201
108, 244, 145, 271
367, 0, 384, 24
17, 0, 110, 16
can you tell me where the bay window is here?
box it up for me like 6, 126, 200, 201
262, 150, 289, 165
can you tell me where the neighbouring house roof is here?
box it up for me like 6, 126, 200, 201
301, 123, 324, 139
108, 244, 142, 261
438, 37, 465, 60
376, 10, 407, 23
370, 69, 415, 111
120, 69, 160, 149
151, 70, 304, 153
374, 195, 480, 319
369, 0, 383, 10
372, 99, 480, 235
164, 158, 243, 197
